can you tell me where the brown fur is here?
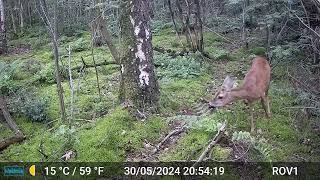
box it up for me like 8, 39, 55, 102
209, 56, 271, 133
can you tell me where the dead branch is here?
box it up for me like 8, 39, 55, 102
289, 9, 320, 39
0, 96, 23, 136
71, 60, 118, 71
193, 121, 227, 167
153, 46, 188, 58
203, 26, 234, 44
151, 126, 187, 155
0, 96, 26, 150
0, 135, 25, 150
153, 46, 215, 61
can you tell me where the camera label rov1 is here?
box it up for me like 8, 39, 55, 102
272, 166, 298, 176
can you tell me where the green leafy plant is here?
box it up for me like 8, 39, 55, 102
154, 54, 206, 79
232, 131, 272, 161
69, 37, 90, 52
0, 61, 19, 94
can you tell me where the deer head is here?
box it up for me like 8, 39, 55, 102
209, 76, 237, 108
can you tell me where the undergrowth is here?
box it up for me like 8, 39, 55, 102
0, 27, 319, 164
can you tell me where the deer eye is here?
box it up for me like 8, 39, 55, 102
218, 96, 224, 99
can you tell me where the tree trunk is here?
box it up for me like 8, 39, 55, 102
19, 0, 24, 34
37, 0, 67, 122
98, 17, 120, 63
168, 0, 182, 45
176, 0, 192, 48
241, 0, 248, 49
0, 0, 7, 54
119, 0, 160, 114
10, 0, 17, 35
194, 0, 204, 52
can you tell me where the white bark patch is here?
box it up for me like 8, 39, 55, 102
134, 22, 142, 36
130, 16, 135, 26
139, 65, 150, 86
130, 8, 150, 87
145, 28, 150, 40
121, 64, 124, 73
135, 43, 146, 62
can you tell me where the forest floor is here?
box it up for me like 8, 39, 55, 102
0, 26, 319, 167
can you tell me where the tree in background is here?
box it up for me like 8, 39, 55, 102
36, 0, 67, 122
0, 0, 7, 54
119, 0, 160, 116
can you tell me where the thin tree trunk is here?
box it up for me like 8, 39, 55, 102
184, 0, 197, 51
241, 0, 248, 49
98, 17, 120, 63
10, 1, 18, 35
168, 0, 182, 46
194, 0, 204, 52
19, 0, 24, 34
176, 0, 192, 48
67, 45, 74, 133
0, 0, 7, 54
90, 25, 101, 97
28, 1, 32, 26
37, 0, 67, 122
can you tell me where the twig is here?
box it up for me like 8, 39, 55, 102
288, 9, 320, 38
71, 60, 118, 71
151, 126, 187, 155
75, 119, 96, 123
203, 26, 234, 44
282, 106, 320, 110
193, 121, 227, 167
90, 26, 102, 98
67, 45, 74, 130
287, 72, 318, 94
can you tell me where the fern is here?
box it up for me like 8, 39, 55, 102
232, 131, 272, 161
0, 61, 19, 94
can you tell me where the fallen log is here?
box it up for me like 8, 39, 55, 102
0, 96, 23, 135
193, 121, 227, 167
151, 126, 187, 155
153, 46, 189, 58
153, 46, 215, 60
71, 61, 118, 71
0, 135, 26, 150
0, 96, 26, 150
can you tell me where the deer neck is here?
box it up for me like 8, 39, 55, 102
229, 87, 249, 100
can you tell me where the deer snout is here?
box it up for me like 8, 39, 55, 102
208, 102, 216, 109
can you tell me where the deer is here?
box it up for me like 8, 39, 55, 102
209, 56, 271, 133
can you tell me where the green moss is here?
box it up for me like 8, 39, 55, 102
159, 130, 210, 161
251, 47, 267, 56
203, 32, 225, 44
0, 123, 13, 140
2, 28, 319, 164
211, 145, 232, 161
153, 33, 186, 51
159, 75, 211, 113
230, 47, 250, 61
74, 108, 167, 162
0, 117, 59, 162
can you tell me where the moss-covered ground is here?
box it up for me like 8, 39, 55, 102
0, 26, 319, 164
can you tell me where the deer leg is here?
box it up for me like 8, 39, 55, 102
249, 103, 255, 133
261, 96, 271, 118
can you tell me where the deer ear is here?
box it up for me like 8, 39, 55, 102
222, 75, 236, 91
